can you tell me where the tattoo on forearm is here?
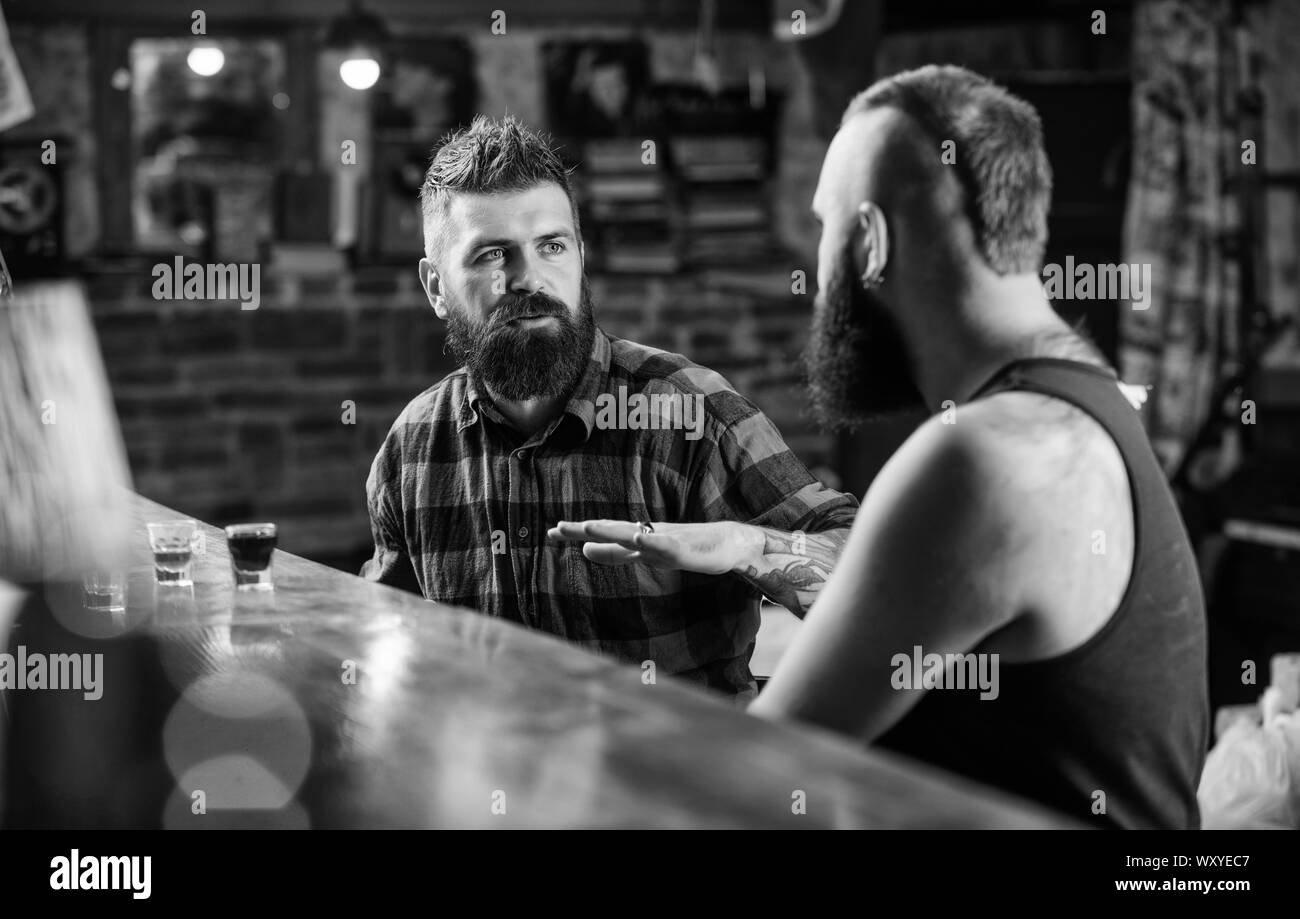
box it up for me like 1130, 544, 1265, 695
738, 527, 850, 618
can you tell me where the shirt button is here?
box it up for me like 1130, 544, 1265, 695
516, 449, 528, 460
517, 526, 529, 539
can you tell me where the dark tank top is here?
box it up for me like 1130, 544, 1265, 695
874, 358, 1209, 829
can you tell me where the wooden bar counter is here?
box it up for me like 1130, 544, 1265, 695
0, 494, 1081, 829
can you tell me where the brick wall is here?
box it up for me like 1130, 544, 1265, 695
87, 265, 833, 571
85, 268, 435, 566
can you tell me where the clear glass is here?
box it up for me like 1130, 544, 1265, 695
147, 519, 200, 587
225, 522, 277, 591
82, 569, 126, 612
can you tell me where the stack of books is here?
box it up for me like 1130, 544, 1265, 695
671, 135, 773, 267
580, 139, 679, 274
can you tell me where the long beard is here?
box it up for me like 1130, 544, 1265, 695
802, 251, 926, 432
444, 277, 596, 402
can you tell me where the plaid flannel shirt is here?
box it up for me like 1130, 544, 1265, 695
362, 328, 859, 699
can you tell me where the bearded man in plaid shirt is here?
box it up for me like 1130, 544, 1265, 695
363, 115, 857, 701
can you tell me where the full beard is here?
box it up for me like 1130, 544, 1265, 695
444, 277, 597, 403
802, 250, 926, 432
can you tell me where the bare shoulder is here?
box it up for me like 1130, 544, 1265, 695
946, 390, 1126, 490
864, 388, 1132, 572
921, 390, 1135, 657
886, 391, 1115, 498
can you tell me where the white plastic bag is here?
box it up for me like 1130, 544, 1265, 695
1198, 710, 1300, 829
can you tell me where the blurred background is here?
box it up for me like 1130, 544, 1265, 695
1, 0, 1298, 710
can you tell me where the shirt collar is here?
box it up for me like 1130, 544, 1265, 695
457, 327, 611, 444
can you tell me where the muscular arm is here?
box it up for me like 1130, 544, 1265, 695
749, 417, 1025, 741
732, 525, 852, 619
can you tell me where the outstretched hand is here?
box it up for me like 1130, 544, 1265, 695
546, 519, 759, 576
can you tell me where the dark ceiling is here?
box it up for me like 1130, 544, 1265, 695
5, 0, 1135, 30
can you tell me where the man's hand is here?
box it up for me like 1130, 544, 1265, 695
546, 519, 762, 576
547, 518, 850, 618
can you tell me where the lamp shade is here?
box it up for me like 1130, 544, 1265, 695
323, 0, 390, 55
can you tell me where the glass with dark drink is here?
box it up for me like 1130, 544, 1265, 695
224, 522, 278, 590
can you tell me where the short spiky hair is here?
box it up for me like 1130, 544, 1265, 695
419, 114, 580, 260
842, 65, 1052, 275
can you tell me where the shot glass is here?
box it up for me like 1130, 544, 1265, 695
147, 519, 201, 587
225, 522, 277, 591
81, 569, 126, 612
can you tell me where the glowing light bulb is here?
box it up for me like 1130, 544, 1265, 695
339, 57, 380, 90
187, 46, 225, 77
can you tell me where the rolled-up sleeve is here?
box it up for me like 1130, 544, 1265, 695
696, 404, 859, 533
360, 434, 424, 596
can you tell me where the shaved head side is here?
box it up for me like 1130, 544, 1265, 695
820, 107, 966, 241
841, 65, 1052, 275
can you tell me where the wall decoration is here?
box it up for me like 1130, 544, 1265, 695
363, 37, 476, 262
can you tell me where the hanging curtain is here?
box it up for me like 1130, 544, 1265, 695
1120, 0, 1241, 474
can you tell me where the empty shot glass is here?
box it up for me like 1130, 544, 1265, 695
81, 569, 126, 612
224, 522, 277, 591
147, 519, 201, 587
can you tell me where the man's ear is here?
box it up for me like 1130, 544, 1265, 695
418, 257, 449, 319
854, 201, 889, 288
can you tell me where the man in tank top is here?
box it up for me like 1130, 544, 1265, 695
558, 65, 1208, 828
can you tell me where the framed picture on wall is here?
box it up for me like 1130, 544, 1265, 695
0, 138, 64, 278
541, 39, 652, 141
129, 37, 288, 263
363, 37, 476, 263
